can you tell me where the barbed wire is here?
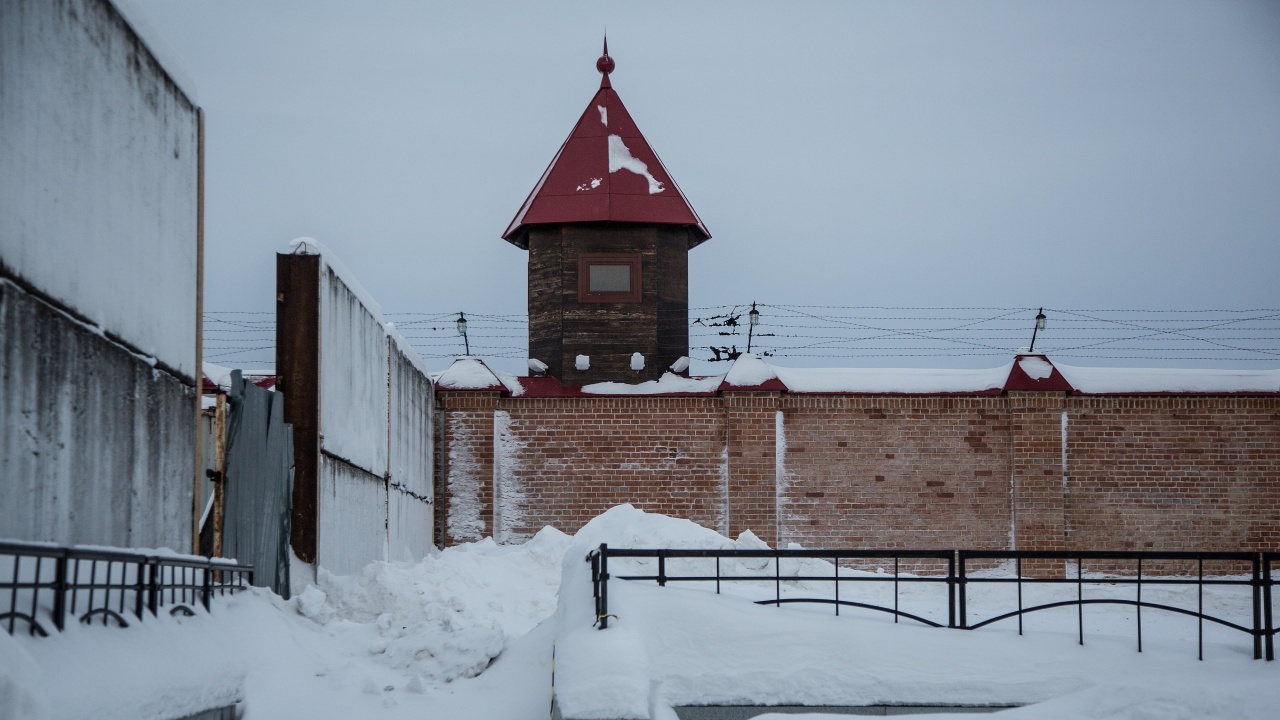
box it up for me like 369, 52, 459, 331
203, 306, 1280, 370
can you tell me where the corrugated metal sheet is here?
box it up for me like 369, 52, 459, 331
222, 372, 293, 597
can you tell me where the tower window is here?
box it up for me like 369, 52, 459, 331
578, 253, 641, 303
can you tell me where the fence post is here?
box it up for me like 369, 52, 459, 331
599, 544, 610, 630
1252, 554, 1262, 660
657, 551, 666, 588
954, 551, 964, 629
52, 551, 67, 632
134, 558, 146, 621
1265, 557, 1274, 662
147, 560, 160, 616
202, 562, 213, 612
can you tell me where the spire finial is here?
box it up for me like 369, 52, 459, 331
596, 35, 614, 87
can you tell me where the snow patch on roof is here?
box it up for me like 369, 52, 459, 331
582, 373, 723, 395
596, 105, 608, 126
436, 357, 524, 395
722, 353, 780, 388
1055, 364, 1280, 394
1018, 356, 1055, 380
608, 135, 664, 194
436, 357, 503, 390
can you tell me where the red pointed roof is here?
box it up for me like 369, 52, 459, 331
502, 42, 710, 249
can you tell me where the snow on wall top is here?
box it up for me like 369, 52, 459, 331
501, 51, 710, 248
773, 362, 1014, 394
582, 373, 723, 395
289, 238, 383, 320
108, 0, 199, 103
438, 354, 1279, 396
1055, 363, 1280, 394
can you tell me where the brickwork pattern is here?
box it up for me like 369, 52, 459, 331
778, 396, 1012, 550
439, 391, 498, 545
1065, 397, 1280, 552
495, 397, 727, 540
724, 392, 780, 545
437, 390, 1280, 555
1010, 392, 1068, 554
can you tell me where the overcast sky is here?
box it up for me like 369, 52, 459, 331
131, 0, 1280, 373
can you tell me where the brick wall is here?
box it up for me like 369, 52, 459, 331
490, 397, 727, 543
439, 391, 498, 544
1065, 396, 1280, 552
778, 396, 1012, 550
438, 389, 1280, 553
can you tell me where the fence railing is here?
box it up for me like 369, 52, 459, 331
585, 544, 1278, 662
1, 540, 253, 637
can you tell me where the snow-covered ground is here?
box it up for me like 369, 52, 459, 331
4, 506, 1277, 719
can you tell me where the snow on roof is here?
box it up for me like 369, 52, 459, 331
202, 361, 275, 392
774, 363, 1014, 394
502, 48, 710, 248
582, 373, 723, 395
437, 355, 1278, 396
719, 353, 787, 391
1055, 363, 1280, 394
436, 357, 524, 395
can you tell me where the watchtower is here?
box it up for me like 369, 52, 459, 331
502, 41, 710, 384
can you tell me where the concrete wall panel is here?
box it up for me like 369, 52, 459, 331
0, 283, 194, 547
0, 0, 198, 377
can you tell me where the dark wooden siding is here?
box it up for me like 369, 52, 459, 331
526, 222, 691, 384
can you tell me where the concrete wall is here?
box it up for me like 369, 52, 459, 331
278, 249, 435, 575
0, 0, 198, 548
0, 283, 195, 546
438, 389, 1280, 553
1, 0, 198, 378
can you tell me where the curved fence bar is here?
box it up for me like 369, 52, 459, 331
585, 544, 1278, 662
957, 549, 1262, 661
585, 545, 956, 630
0, 540, 253, 637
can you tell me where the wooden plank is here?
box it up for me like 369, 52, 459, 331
277, 253, 321, 563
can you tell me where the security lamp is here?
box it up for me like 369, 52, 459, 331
457, 312, 470, 356
1028, 307, 1046, 353
747, 302, 760, 353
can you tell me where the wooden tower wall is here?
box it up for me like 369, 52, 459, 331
528, 222, 690, 384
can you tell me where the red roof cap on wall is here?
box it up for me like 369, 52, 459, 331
502, 41, 710, 249
1004, 354, 1075, 392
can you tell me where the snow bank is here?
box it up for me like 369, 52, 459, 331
550, 506, 1280, 720
296, 526, 568, 683
10, 507, 1279, 720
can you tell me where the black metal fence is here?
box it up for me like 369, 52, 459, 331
1, 540, 253, 637
586, 544, 1278, 662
